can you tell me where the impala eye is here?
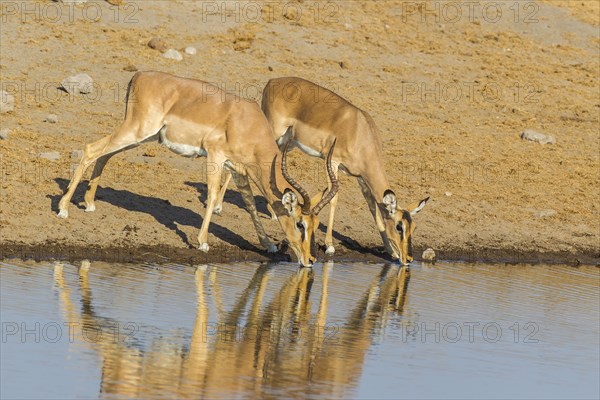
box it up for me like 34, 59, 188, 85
396, 223, 403, 233
296, 222, 305, 231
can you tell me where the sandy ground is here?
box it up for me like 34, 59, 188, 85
0, 0, 598, 265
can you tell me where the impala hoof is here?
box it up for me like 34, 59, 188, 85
57, 209, 69, 219
198, 243, 209, 252
213, 205, 222, 215
85, 204, 96, 212
325, 245, 335, 256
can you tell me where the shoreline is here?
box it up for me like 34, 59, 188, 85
1, 242, 597, 267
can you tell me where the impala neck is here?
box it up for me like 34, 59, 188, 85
253, 150, 291, 208
360, 157, 392, 201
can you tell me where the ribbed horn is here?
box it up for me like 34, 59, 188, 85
281, 141, 312, 214
311, 139, 338, 215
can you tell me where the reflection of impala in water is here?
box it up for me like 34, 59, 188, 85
54, 262, 411, 398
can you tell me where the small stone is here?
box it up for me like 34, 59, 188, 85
162, 49, 183, 61
0, 90, 14, 113
421, 248, 437, 263
71, 149, 83, 160
534, 209, 556, 218
184, 46, 197, 55
520, 129, 556, 145
445, 191, 452, 197
0, 128, 9, 140
148, 37, 168, 52
339, 61, 350, 69
60, 73, 94, 95
44, 114, 58, 123
39, 151, 60, 161
268, 66, 274, 71
142, 148, 156, 157
283, 7, 298, 20
123, 64, 138, 72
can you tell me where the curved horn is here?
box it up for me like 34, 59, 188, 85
312, 139, 338, 215
281, 141, 312, 214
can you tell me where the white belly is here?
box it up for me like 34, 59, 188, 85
159, 126, 207, 158
293, 140, 322, 157
276, 126, 323, 158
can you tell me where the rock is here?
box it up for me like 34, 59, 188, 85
142, 148, 156, 157
44, 114, 58, 123
520, 129, 556, 145
339, 61, 350, 69
534, 209, 556, 218
71, 149, 83, 160
268, 66, 274, 71
184, 46, 197, 55
123, 64, 138, 72
162, 49, 183, 61
283, 7, 299, 20
445, 191, 452, 197
39, 151, 60, 161
421, 248, 437, 263
60, 73, 94, 95
0, 128, 9, 140
0, 90, 14, 113
148, 37, 168, 52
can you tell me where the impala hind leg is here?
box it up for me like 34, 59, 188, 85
57, 120, 150, 218
213, 172, 231, 215
197, 159, 224, 252
82, 150, 129, 212
58, 135, 115, 218
324, 162, 339, 255
231, 171, 277, 253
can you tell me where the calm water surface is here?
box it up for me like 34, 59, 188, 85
1, 260, 598, 399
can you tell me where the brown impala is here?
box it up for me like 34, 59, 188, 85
57, 72, 338, 267
260, 77, 428, 265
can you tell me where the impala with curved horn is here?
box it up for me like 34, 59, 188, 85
261, 77, 429, 265
56, 71, 337, 267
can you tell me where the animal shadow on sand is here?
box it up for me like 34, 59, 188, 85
52, 178, 275, 257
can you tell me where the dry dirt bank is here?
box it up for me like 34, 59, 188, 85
0, 1, 598, 265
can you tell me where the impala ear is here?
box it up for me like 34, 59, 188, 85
281, 188, 299, 214
408, 196, 429, 216
382, 189, 397, 215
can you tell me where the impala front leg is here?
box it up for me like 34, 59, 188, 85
197, 159, 224, 252
357, 177, 395, 257
231, 171, 277, 253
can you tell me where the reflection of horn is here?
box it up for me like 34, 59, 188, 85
308, 261, 333, 381
394, 266, 410, 311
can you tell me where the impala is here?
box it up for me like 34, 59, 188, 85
57, 71, 338, 267
260, 77, 429, 265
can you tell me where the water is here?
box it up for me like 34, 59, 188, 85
1, 260, 598, 399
